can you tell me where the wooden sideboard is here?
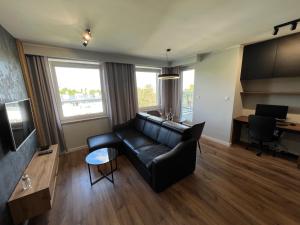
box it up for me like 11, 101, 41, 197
8, 144, 59, 225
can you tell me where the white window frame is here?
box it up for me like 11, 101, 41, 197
135, 66, 161, 111
181, 68, 195, 122
49, 59, 107, 123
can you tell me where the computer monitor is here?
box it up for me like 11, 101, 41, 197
255, 104, 288, 120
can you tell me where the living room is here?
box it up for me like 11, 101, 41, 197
1, 1, 300, 225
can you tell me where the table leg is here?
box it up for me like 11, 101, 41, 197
88, 164, 92, 186
115, 155, 118, 170
110, 160, 114, 183
232, 120, 242, 144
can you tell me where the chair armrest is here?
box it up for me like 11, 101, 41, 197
151, 139, 197, 192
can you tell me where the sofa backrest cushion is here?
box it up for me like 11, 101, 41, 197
134, 112, 149, 132
134, 118, 146, 132
157, 127, 183, 148
156, 121, 193, 148
142, 116, 165, 141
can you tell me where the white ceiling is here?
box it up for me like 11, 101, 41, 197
1, 0, 300, 61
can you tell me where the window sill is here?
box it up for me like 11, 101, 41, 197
139, 106, 161, 112
61, 115, 109, 125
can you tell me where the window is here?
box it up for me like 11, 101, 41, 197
49, 60, 106, 122
135, 67, 160, 110
181, 69, 195, 121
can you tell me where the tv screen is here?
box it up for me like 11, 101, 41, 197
4, 99, 35, 151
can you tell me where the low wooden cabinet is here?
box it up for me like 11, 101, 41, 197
8, 144, 59, 225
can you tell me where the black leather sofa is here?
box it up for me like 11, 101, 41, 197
87, 112, 197, 192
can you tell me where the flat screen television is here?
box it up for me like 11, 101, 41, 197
3, 99, 35, 151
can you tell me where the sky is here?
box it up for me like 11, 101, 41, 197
55, 67, 101, 90
182, 69, 195, 90
54, 67, 195, 92
136, 71, 157, 91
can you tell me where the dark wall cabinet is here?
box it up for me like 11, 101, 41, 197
241, 33, 300, 80
273, 34, 300, 77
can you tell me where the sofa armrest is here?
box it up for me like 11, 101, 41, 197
151, 139, 197, 192
113, 119, 134, 132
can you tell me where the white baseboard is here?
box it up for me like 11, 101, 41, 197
66, 145, 88, 153
202, 135, 231, 147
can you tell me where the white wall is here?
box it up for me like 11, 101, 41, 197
23, 42, 166, 67
62, 117, 111, 152
193, 46, 243, 145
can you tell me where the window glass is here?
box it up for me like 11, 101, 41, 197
50, 61, 106, 121
136, 69, 159, 109
181, 69, 195, 121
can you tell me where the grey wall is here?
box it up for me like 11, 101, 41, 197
193, 47, 243, 145
0, 25, 37, 225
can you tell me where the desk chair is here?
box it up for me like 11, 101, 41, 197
190, 122, 205, 153
248, 115, 276, 156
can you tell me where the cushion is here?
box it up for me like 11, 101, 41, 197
134, 117, 146, 132
137, 144, 171, 168
115, 128, 141, 140
123, 135, 155, 151
143, 121, 161, 141
87, 133, 122, 152
157, 127, 183, 148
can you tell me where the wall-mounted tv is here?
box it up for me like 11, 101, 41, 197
2, 99, 35, 151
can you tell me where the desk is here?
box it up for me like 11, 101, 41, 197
232, 116, 300, 168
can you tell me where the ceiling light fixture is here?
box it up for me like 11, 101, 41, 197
82, 29, 92, 47
291, 22, 297, 31
158, 49, 180, 80
273, 18, 300, 35
273, 27, 279, 36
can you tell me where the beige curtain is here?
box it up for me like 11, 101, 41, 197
25, 55, 66, 151
159, 66, 182, 120
103, 62, 139, 126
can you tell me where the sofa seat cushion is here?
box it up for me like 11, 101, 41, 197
136, 144, 171, 169
115, 128, 141, 140
123, 135, 155, 152
87, 133, 122, 152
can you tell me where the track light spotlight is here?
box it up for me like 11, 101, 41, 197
291, 22, 297, 31
83, 40, 88, 47
82, 29, 92, 47
273, 18, 300, 35
273, 27, 279, 36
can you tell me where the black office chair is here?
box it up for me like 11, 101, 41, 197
147, 110, 161, 117
190, 122, 205, 153
248, 115, 276, 156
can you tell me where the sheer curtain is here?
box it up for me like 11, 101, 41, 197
159, 66, 182, 120
25, 55, 66, 151
103, 62, 138, 126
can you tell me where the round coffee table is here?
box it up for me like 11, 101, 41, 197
85, 148, 118, 186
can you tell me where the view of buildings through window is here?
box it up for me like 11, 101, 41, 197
181, 69, 195, 121
135, 69, 159, 109
52, 65, 105, 119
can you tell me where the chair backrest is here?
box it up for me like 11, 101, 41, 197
147, 110, 161, 117
191, 122, 205, 141
248, 115, 276, 142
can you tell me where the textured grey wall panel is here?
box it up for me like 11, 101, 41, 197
0, 25, 37, 225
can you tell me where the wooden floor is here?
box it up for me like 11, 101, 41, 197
29, 140, 300, 225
